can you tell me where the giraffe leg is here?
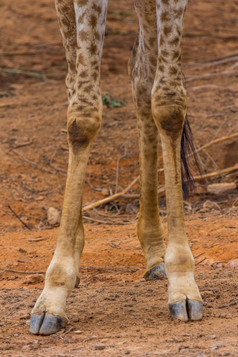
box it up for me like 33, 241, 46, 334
151, 0, 203, 321
131, 2, 165, 280
30, 0, 108, 335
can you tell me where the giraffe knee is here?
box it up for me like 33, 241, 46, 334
67, 111, 101, 152
152, 102, 186, 139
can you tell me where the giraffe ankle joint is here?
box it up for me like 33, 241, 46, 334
165, 245, 195, 275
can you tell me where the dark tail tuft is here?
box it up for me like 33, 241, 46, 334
181, 114, 202, 198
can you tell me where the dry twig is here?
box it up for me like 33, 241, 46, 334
187, 52, 238, 68
0, 103, 17, 109
7, 205, 31, 230
196, 257, 207, 266
14, 139, 34, 149
1, 68, 46, 81
48, 161, 67, 174
28, 237, 49, 243
83, 162, 237, 211
11, 150, 53, 174
193, 163, 238, 181
0, 266, 139, 275
82, 215, 130, 225
186, 70, 237, 83
59, 327, 74, 339
194, 252, 205, 259
195, 132, 238, 155
82, 176, 139, 212
0, 269, 44, 275
80, 266, 139, 273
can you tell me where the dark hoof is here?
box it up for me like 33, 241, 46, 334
29, 313, 45, 334
144, 263, 166, 281
169, 300, 188, 321
169, 298, 203, 322
187, 299, 203, 321
30, 313, 67, 335
75, 276, 80, 288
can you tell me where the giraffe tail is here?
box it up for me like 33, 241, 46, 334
181, 114, 202, 198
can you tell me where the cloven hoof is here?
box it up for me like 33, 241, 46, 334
30, 312, 67, 335
144, 263, 166, 281
169, 298, 203, 321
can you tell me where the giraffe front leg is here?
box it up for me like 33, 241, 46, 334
30, 109, 99, 334
30, 255, 76, 335
131, 1, 166, 281
152, 103, 203, 321
150, 0, 203, 322
135, 103, 166, 280
136, 106, 166, 281
30, 0, 108, 335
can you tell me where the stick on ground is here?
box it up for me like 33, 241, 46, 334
7, 205, 31, 230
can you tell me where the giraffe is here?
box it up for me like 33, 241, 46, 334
30, 0, 203, 335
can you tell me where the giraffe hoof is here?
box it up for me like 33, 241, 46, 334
169, 300, 188, 321
75, 276, 80, 288
29, 313, 45, 334
144, 263, 166, 281
169, 298, 203, 322
187, 299, 203, 321
30, 313, 67, 335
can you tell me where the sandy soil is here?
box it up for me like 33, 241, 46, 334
0, 0, 238, 356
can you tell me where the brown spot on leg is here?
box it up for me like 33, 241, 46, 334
169, 36, 180, 46
94, 31, 101, 41
160, 11, 169, 22
159, 35, 165, 46
68, 120, 90, 152
172, 50, 180, 61
158, 106, 185, 139
161, 49, 169, 58
175, 7, 184, 19
148, 37, 156, 48
169, 66, 178, 76
163, 25, 172, 36
78, 30, 88, 41
89, 14, 97, 28
161, 0, 170, 5
76, 0, 88, 5
79, 70, 88, 78
88, 43, 97, 55
92, 4, 101, 13
77, 53, 86, 66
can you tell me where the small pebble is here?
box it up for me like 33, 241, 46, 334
36, 196, 44, 201
47, 207, 61, 225
24, 274, 44, 285
203, 200, 221, 211
94, 344, 106, 350
211, 343, 220, 351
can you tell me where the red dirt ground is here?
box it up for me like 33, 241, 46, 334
0, 0, 238, 356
